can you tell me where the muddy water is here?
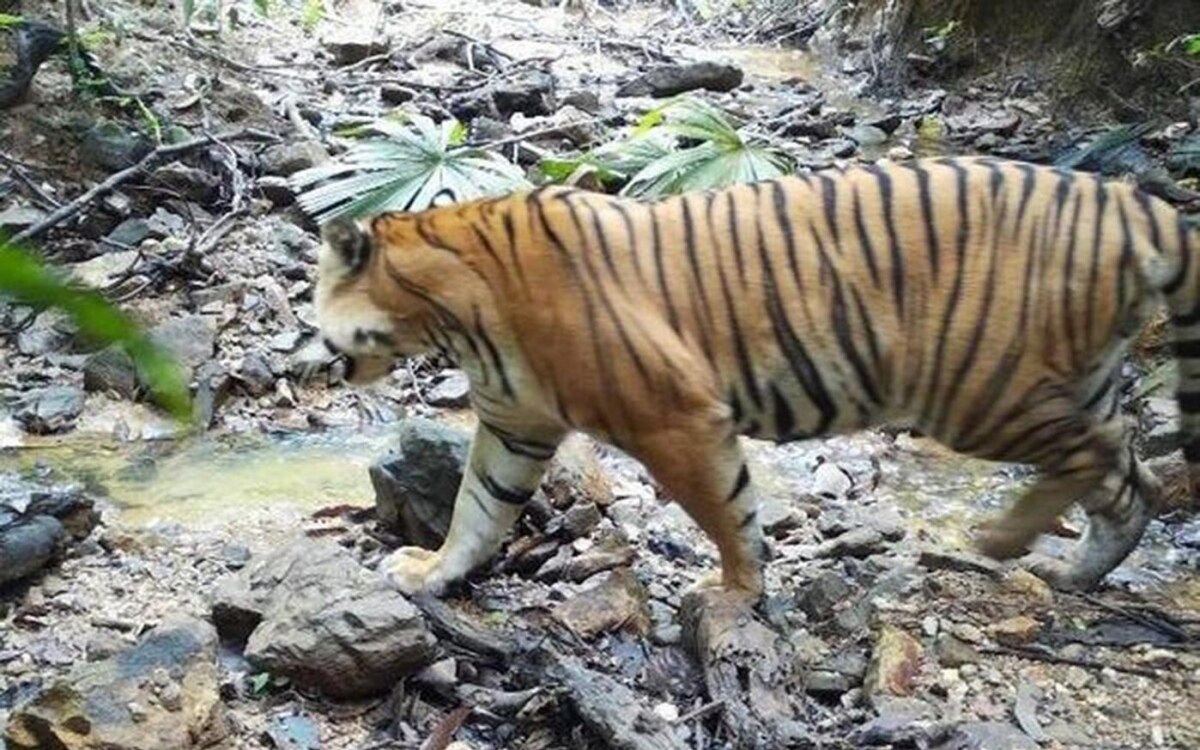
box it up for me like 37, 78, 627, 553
0, 426, 397, 526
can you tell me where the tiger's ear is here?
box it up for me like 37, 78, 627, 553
320, 217, 372, 274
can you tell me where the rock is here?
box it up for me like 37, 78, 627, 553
321, 29, 390, 65
798, 569, 854, 621
14, 386, 85, 434
617, 62, 743, 97
0, 204, 46, 230
16, 311, 71, 356
918, 549, 1004, 578
812, 460, 853, 499
555, 567, 650, 639
152, 162, 220, 202
562, 90, 602, 114
491, 70, 556, 117
854, 697, 942, 746
426, 369, 471, 407
380, 83, 414, 105
557, 501, 602, 539
4, 614, 227, 750
864, 626, 923, 702
210, 539, 436, 697
887, 145, 915, 160
934, 633, 979, 667
989, 615, 1040, 646
1140, 396, 1181, 458
262, 141, 328, 177
539, 434, 613, 508
266, 712, 321, 750
0, 515, 64, 585
1000, 569, 1053, 605
71, 250, 139, 288
193, 361, 232, 428
810, 527, 886, 559
150, 314, 216, 372
844, 124, 889, 145
83, 346, 140, 399
81, 120, 153, 170
237, 350, 276, 397
370, 418, 470, 547
106, 218, 156, 247
934, 722, 1039, 750
256, 176, 296, 207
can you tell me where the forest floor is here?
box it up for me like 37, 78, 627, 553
2, 1, 1200, 749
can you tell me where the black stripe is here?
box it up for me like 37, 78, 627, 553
818, 174, 842, 250
1061, 192, 1084, 371
482, 422, 557, 460
472, 306, 514, 398
1116, 200, 1135, 315
726, 464, 750, 503
922, 160, 970, 422
913, 163, 940, 280
726, 190, 749, 288
739, 509, 758, 529
610, 201, 646, 285
477, 471, 534, 505
585, 199, 622, 281
1165, 219, 1191, 295
1173, 303, 1200, 327
1133, 189, 1162, 255
1179, 391, 1200, 413
649, 207, 682, 333
871, 165, 905, 318
770, 384, 795, 439
756, 185, 837, 434
851, 183, 881, 286
1084, 178, 1108, 351
714, 193, 763, 411
1014, 163, 1037, 225
468, 489, 496, 519
831, 281, 883, 405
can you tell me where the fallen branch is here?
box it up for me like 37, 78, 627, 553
979, 644, 1171, 680
10, 129, 277, 244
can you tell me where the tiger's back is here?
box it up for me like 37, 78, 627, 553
317, 156, 1199, 596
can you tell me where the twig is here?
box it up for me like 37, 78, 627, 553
674, 699, 725, 725
465, 115, 605, 150
285, 96, 321, 142
10, 129, 277, 244
980, 644, 1168, 680
1078, 593, 1192, 643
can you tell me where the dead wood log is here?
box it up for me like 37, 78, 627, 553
549, 655, 688, 750
680, 589, 813, 750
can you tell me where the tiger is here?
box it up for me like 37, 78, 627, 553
315, 156, 1200, 598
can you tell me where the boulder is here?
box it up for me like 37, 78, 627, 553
83, 345, 140, 399
150, 314, 216, 380
81, 120, 153, 171
617, 62, 744, 98
321, 29, 390, 65
491, 70, 556, 117
370, 418, 471, 547
4, 614, 227, 750
14, 386, 85, 435
864, 626, 923, 703
16, 310, 72, 356
426, 369, 471, 407
210, 539, 436, 698
152, 162, 221, 203
555, 568, 650, 639
262, 141, 328, 177
934, 722, 1039, 750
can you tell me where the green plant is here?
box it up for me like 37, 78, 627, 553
548, 97, 792, 199
292, 114, 530, 221
0, 239, 192, 422
1183, 32, 1200, 57
300, 0, 324, 33
0, 13, 24, 29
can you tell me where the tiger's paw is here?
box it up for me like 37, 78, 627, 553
382, 546, 446, 595
1023, 553, 1098, 593
686, 569, 762, 604
975, 522, 1035, 561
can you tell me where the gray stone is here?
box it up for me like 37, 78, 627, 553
617, 62, 743, 98
491, 70, 556, 117
237, 350, 277, 397
150, 314, 216, 372
321, 30, 390, 65
810, 527, 887, 559
210, 540, 436, 698
4, 614, 227, 750
935, 722, 1039, 750
81, 121, 153, 170
193, 361, 232, 428
256, 176, 296, 206
14, 386, 85, 435
0, 515, 64, 585
381, 84, 414, 105
1139, 396, 1180, 458
370, 418, 471, 547
262, 141, 328, 177
426, 369, 471, 407
70, 250, 139, 288
843, 124, 889, 145
918, 549, 1005, 578
83, 346, 140, 399
0, 204, 47, 230
152, 162, 220, 202
799, 569, 855, 620
105, 218, 155, 247
16, 311, 71, 356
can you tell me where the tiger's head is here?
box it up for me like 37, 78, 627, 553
315, 217, 423, 385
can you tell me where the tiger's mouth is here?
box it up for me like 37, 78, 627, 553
308, 337, 397, 385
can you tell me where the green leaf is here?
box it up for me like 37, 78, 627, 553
0, 240, 192, 423
292, 115, 529, 220
250, 672, 271, 695
0, 13, 26, 29
1184, 33, 1200, 57
301, 0, 324, 33
253, 0, 271, 16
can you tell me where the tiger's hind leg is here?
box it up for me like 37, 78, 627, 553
948, 385, 1119, 566
1027, 442, 1158, 591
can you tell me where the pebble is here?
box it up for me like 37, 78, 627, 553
652, 701, 680, 723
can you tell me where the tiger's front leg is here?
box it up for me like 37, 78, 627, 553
383, 423, 559, 595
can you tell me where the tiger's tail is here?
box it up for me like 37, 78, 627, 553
1160, 212, 1200, 499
